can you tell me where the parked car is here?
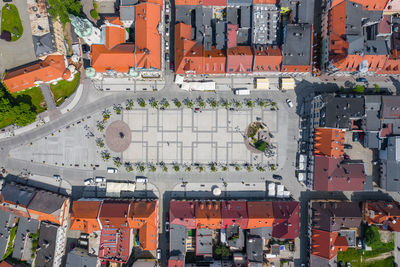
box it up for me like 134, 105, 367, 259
170, 60, 174, 70
84, 178, 94, 185
53, 175, 61, 181
352, 132, 360, 142
344, 144, 353, 149
344, 154, 350, 160
107, 167, 118, 173
165, 41, 169, 50
338, 261, 344, 267
165, 15, 170, 24
165, 53, 170, 62
286, 98, 294, 108
272, 174, 283, 180
356, 77, 367, 83
165, 212, 169, 222
156, 248, 161, 260
165, 27, 169, 36
345, 262, 351, 267
82, 44, 90, 54
165, 4, 170, 12
95, 177, 106, 183
165, 221, 170, 232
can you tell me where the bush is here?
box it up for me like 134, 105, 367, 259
90, 9, 99, 19
255, 140, 267, 152
365, 226, 380, 246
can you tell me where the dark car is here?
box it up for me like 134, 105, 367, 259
165, 212, 169, 222
352, 132, 360, 142
338, 261, 344, 267
2, 0, 12, 2
165, 15, 170, 24
344, 144, 353, 149
356, 77, 367, 83
170, 60, 174, 70
82, 44, 90, 54
272, 174, 283, 180
344, 154, 350, 160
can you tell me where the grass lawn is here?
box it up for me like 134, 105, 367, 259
0, 86, 46, 129
2, 224, 17, 260
50, 73, 80, 106
0, 4, 23, 41
364, 256, 395, 267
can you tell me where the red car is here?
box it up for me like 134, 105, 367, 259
165, 212, 169, 222
170, 61, 174, 71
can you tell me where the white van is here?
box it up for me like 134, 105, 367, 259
95, 177, 106, 183
84, 178, 94, 185
234, 88, 250, 95
107, 168, 118, 174
136, 177, 148, 183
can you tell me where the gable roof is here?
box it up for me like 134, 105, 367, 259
128, 201, 157, 250
365, 201, 400, 231
221, 201, 248, 229
3, 55, 67, 93
253, 46, 282, 72
247, 201, 274, 228
70, 201, 101, 233
314, 155, 366, 191
195, 201, 222, 229
272, 202, 300, 239
314, 128, 345, 158
90, 43, 136, 73
311, 229, 348, 260
105, 26, 126, 49
170, 201, 196, 229
135, 2, 161, 69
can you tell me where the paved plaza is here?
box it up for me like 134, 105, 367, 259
122, 108, 279, 165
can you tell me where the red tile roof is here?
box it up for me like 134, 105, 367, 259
366, 202, 400, 231
202, 0, 226, 5
105, 16, 123, 26
247, 202, 274, 228
195, 201, 222, 229
227, 24, 238, 49
128, 201, 157, 251
3, 55, 67, 93
351, 0, 389, 10
98, 201, 131, 228
221, 201, 248, 229
204, 48, 226, 74
99, 228, 131, 263
170, 201, 196, 229
175, 23, 203, 74
313, 155, 366, 191
227, 46, 253, 73
253, 46, 282, 72
272, 202, 300, 239
379, 15, 392, 34
135, 2, 161, 69
311, 229, 348, 260
168, 258, 185, 267
379, 123, 393, 137
175, 0, 201, 4
314, 128, 345, 158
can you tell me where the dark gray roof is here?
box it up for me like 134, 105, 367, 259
28, 191, 67, 215
12, 217, 39, 261
320, 95, 365, 129
282, 24, 312, 66
338, 230, 356, 247
226, 226, 244, 250
120, 6, 135, 21
347, 35, 364, 54
249, 227, 272, 239
66, 248, 98, 267
1, 183, 35, 207
380, 136, 400, 191
36, 222, 59, 267
227, 0, 252, 6
196, 228, 212, 256
240, 6, 251, 28
215, 21, 226, 50
204, 26, 213, 51
365, 95, 381, 111
381, 96, 400, 119
365, 110, 381, 131
176, 6, 192, 25
246, 235, 263, 262
237, 28, 250, 45
345, 1, 363, 36
310, 254, 336, 267
364, 40, 388, 55
170, 224, 186, 257
227, 7, 238, 25
311, 202, 362, 232
0, 210, 15, 259
32, 33, 56, 57
298, 0, 315, 24
364, 131, 380, 149
120, 0, 138, 5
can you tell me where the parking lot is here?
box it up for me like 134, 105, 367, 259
122, 108, 279, 165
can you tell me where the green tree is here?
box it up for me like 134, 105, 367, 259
95, 138, 105, 148
101, 150, 110, 161
149, 98, 159, 109
197, 97, 206, 108
148, 165, 157, 172
208, 98, 219, 108
353, 85, 365, 94
245, 99, 255, 108
138, 98, 146, 107
48, 0, 82, 25
233, 100, 242, 109
125, 99, 134, 110
90, 9, 98, 19
96, 121, 105, 132
221, 99, 231, 109
173, 99, 182, 108
113, 104, 122, 114
365, 226, 380, 246
173, 165, 180, 172
113, 157, 122, 168
125, 163, 134, 172
183, 98, 194, 108
160, 99, 170, 109
215, 244, 230, 257
13, 103, 36, 126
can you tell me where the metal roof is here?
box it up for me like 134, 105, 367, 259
170, 224, 187, 257
66, 248, 98, 267
282, 24, 312, 66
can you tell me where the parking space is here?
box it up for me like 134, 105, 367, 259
344, 131, 373, 175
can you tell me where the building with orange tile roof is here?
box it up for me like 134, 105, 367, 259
175, 0, 201, 5
135, 2, 161, 70
70, 201, 101, 233
364, 201, 400, 232
221, 201, 248, 229
314, 128, 345, 158
170, 201, 196, 229
128, 201, 158, 250
311, 229, 349, 260
204, 48, 226, 74
253, 46, 282, 72
3, 55, 68, 93
195, 201, 222, 229
247, 201, 274, 228
90, 43, 136, 73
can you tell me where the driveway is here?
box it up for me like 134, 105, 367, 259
0, 0, 36, 74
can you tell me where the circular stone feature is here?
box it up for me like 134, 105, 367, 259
105, 120, 132, 152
